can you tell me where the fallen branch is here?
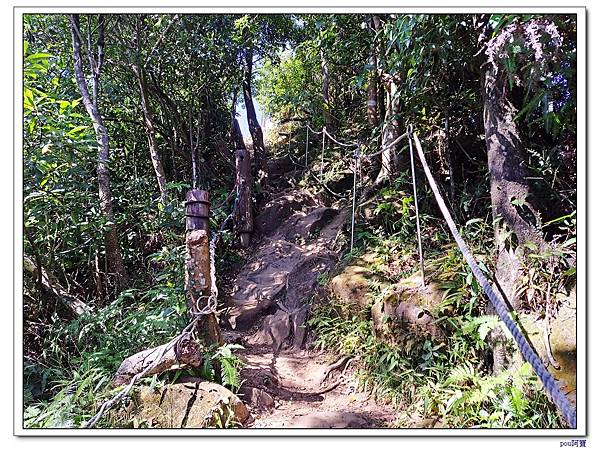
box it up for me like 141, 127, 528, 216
23, 255, 90, 317
113, 333, 202, 386
84, 316, 203, 428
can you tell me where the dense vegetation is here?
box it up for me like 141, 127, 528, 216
23, 13, 577, 428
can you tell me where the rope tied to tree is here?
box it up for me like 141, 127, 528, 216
298, 122, 576, 427
410, 131, 577, 429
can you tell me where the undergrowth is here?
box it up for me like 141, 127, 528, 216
24, 228, 245, 429
308, 177, 572, 428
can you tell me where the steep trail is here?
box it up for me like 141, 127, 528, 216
219, 157, 397, 428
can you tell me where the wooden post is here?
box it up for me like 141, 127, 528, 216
185, 189, 222, 346
234, 149, 254, 248
185, 189, 210, 232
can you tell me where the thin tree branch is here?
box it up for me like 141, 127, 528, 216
143, 14, 180, 70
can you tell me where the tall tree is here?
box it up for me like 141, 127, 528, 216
241, 46, 265, 159
69, 14, 128, 290
235, 14, 298, 162
475, 14, 574, 372
478, 15, 553, 308
134, 65, 168, 205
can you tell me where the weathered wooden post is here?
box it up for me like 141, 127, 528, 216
185, 189, 222, 346
234, 149, 254, 248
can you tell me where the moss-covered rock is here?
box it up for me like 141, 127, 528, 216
371, 272, 446, 346
328, 265, 377, 313
519, 288, 576, 405
125, 379, 249, 428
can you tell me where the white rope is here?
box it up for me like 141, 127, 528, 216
307, 123, 324, 135
365, 131, 408, 159
322, 127, 358, 148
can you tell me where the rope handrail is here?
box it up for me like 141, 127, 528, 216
306, 122, 359, 148
322, 127, 359, 148
306, 123, 324, 135
303, 121, 406, 251
287, 144, 346, 199
411, 131, 577, 429
363, 131, 408, 159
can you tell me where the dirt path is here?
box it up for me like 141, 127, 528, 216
220, 180, 397, 428
236, 343, 396, 428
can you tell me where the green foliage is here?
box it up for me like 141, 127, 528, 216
419, 361, 560, 428
212, 344, 245, 392
22, 12, 576, 430
308, 198, 563, 427
24, 366, 113, 428
257, 51, 321, 121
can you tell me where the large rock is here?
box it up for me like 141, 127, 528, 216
265, 154, 294, 179
227, 239, 328, 331
255, 190, 317, 236
227, 206, 340, 339
276, 207, 338, 242
128, 379, 249, 428
226, 196, 349, 351
371, 273, 446, 345
326, 170, 354, 194
518, 287, 576, 406
328, 265, 377, 313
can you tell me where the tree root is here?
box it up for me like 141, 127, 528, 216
320, 355, 352, 385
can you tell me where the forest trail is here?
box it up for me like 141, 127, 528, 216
235, 345, 396, 428
220, 162, 396, 428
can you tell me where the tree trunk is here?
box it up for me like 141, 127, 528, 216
375, 79, 401, 183
234, 149, 253, 247
321, 48, 333, 132
113, 334, 202, 386
134, 66, 168, 205
478, 17, 548, 373
231, 117, 246, 151
367, 16, 380, 128
70, 14, 128, 291
366, 65, 378, 127
242, 49, 265, 160
481, 50, 547, 311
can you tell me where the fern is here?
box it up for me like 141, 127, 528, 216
445, 362, 475, 386
211, 343, 244, 392
219, 358, 241, 391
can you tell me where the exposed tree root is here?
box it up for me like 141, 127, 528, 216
320, 355, 352, 385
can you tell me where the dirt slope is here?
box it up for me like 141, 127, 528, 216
220, 175, 396, 428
